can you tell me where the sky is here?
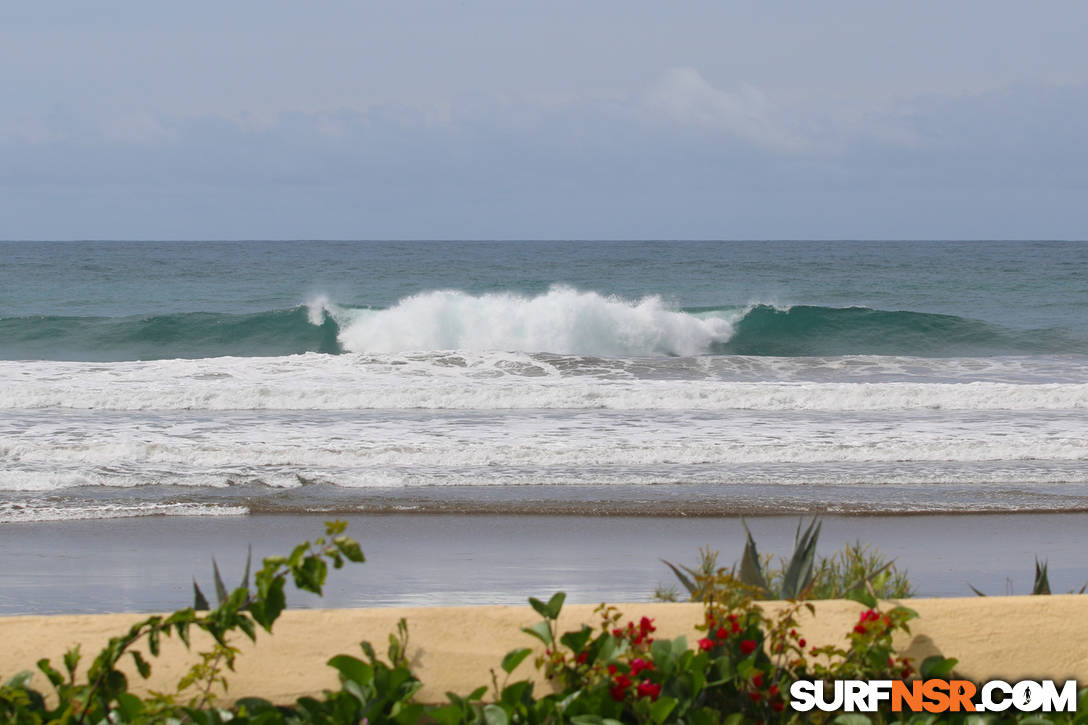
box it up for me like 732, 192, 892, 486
2, 1, 1087, 240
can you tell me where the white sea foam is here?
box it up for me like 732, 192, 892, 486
314, 287, 742, 356
0, 501, 248, 523
2, 406, 1085, 494
1, 354, 1085, 411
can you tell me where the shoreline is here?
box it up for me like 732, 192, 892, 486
3, 511, 1087, 616
10, 477, 1088, 523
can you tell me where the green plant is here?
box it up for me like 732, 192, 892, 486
0, 521, 376, 724
662, 519, 911, 603
803, 541, 913, 600
740, 518, 822, 600
968, 556, 1088, 596
479, 582, 931, 725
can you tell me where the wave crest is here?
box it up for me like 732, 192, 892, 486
324, 287, 739, 356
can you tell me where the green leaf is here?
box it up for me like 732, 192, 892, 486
1034, 556, 1052, 595
782, 517, 822, 598
428, 704, 463, 725
327, 654, 374, 686
241, 545, 252, 589
920, 655, 958, 678
545, 591, 566, 617
193, 579, 210, 610
501, 680, 533, 706
130, 650, 151, 679
63, 645, 81, 680
115, 692, 145, 719
528, 591, 566, 619
250, 577, 286, 630
36, 658, 63, 687
650, 696, 678, 724
661, 559, 698, 597
845, 587, 878, 609
333, 536, 365, 563
147, 624, 161, 657
521, 620, 554, 646
237, 613, 257, 642
176, 620, 191, 647
560, 625, 594, 655
212, 557, 228, 604
394, 703, 427, 725
739, 520, 770, 595
289, 555, 326, 594
501, 647, 533, 674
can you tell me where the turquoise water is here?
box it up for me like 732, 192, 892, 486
1, 240, 1086, 520
2, 240, 1087, 360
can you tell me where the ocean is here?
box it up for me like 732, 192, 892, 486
2, 240, 1086, 523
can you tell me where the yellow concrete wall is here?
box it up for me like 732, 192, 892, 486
1, 596, 1085, 705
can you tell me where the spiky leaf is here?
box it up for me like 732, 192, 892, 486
1033, 557, 1052, 595
739, 521, 770, 595
782, 518, 822, 598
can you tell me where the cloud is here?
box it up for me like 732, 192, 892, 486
3, 69, 1088, 238
645, 68, 807, 153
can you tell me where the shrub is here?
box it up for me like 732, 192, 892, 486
660, 519, 913, 602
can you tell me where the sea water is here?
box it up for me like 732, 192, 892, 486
1, 240, 1086, 521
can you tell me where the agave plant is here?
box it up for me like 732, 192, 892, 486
659, 546, 720, 601
740, 518, 822, 599
968, 556, 1086, 596
661, 518, 824, 601
193, 546, 252, 610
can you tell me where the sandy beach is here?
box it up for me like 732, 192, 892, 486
3, 596, 1087, 705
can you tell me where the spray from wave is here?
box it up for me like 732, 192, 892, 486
311, 287, 739, 357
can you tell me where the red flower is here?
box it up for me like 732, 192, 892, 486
613, 673, 632, 690
853, 624, 867, 635
771, 701, 785, 712
716, 626, 729, 640
749, 691, 762, 702
576, 651, 588, 664
798, 638, 806, 648
639, 616, 656, 635
612, 628, 623, 638
731, 621, 741, 634
607, 664, 617, 675
698, 638, 714, 651
751, 672, 764, 688
630, 658, 654, 675
768, 685, 779, 696
637, 681, 662, 701
740, 639, 758, 655
609, 685, 626, 702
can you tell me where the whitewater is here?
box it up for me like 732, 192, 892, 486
2, 240, 1086, 522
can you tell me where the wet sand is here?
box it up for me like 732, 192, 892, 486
2, 511, 1088, 615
